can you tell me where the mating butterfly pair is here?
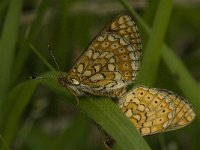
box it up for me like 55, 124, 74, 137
59, 15, 195, 136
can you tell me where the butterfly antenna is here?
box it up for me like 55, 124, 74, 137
48, 44, 64, 79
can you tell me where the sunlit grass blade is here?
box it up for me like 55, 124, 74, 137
137, 0, 173, 86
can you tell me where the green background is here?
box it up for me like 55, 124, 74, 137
0, 0, 199, 149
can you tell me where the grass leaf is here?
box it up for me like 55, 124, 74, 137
0, 81, 37, 149
0, 0, 22, 100
38, 72, 151, 150
137, 0, 173, 86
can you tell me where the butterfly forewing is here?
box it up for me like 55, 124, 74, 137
118, 86, 195, 136
67, 15, 141, 97
106, 15, 142, 52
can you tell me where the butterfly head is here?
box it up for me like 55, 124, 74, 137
57, 76, 68, 87
58, 75, 85, 96
58, 75, 80, 87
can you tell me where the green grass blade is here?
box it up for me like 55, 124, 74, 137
38, 73, 151, 150
79, 98, 150, 150
0, 135, 9, 150
119, 0, 200, 122
137, 0, 173, 86
0, 0, 22, 100
0, 81, 37, 149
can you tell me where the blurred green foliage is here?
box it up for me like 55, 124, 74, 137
0, 0, 199, 150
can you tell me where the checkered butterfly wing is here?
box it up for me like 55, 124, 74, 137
162, 91, 196, 132
118, 86, 195, 136
66, 15, 142, 97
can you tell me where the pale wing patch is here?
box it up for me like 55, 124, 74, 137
108, 15, 142, 52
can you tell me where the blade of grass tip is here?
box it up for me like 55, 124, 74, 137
30, 44, 55, 71
39, 71, 76, 103
0, 135, 9, 150
119, 0, 200, 123
137, 0, 173, 86
0, 0, 22, 100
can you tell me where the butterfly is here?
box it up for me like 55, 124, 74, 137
58, 15, 142, 98
56, 14, 195, 148
118, 86, 196, 136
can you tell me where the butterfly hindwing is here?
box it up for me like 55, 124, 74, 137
118, 86, 195, 136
